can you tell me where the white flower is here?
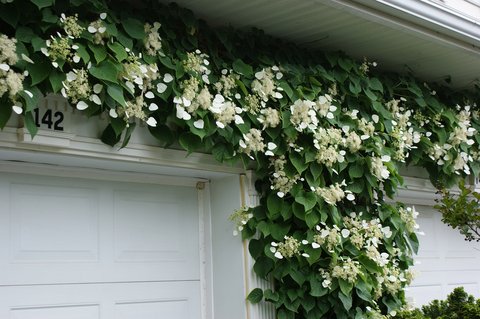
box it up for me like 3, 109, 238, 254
76, 100, 88, 110
146, 117, 157, 127
193, 119, 204, 129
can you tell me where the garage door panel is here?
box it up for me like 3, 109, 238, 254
115, 299, 190, 319
113, 189, 197, 263
10, 304, 100, 319
0, 282, 200, 319
11, 183, 99, 263
407, 205, 480, 305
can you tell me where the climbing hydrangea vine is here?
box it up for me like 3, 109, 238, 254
1, 0, 480, 318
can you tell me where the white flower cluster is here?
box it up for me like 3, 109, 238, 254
42, 35, 72, 64
290, 99, 318, 132
374, 262, 415, 298
370, 155, 390, 181
398, 206, 419, 234
427, 105, 476, 175
270, 236, 309, 259
117, 53, 167, 126
214, 70, 238, 98
239, 128, 265, 155
270, 155, 300, 198
310, 210, 415, 300
209, 93, 243, 128
313, 223, 341, 252
342, 212, 392, 251
252, 67, 283, 102
331, 256, 362, 283
88, 13, 108, 45
60, 13, 85, 38
176, 51, 237, 128
229, 206, 253, 236
0, 34, 25, 114
258, 107, 281, 128
62, 69, 92, 106
144, 22, 162, 56
314, 180, 355, 206
386, 99, 421, 162
286, 92, 333, 134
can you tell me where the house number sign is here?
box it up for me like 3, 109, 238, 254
33, 95, 72, 132
33, 108, 64, 131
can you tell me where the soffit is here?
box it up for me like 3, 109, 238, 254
157, 0, 480, 89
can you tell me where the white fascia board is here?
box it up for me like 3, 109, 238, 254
373, 0, 480, 44
322, 0, 480, 53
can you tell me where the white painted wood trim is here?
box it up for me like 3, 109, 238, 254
198, 181, 214, 319
0, 160, 206, 187
0, 127, 244, 175
241, 172, 275, 319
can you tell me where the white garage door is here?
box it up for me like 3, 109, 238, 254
407, 205, 480, 306
0, 171, 203, 319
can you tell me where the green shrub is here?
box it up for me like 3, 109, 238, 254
396, 287, 480, 319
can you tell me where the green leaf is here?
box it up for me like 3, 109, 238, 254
148, 124, 174, 146
120, 122, 137, 149
267, 193, 282, 217
123, 17, 145, 39
232, 59, 253, 77
358, 255, 381, 273
253, 257, 274, 278
305, 211, 320, 229
264, 289, 279, 302
270, 222, 290, 241
289, 152, 308, 174
248, 239, 263, 259
0, 97, 13, 129
364, 88, 377, 101
107, 84, 127, 107
338, 291, 353, 311
75, 44, 90, 64
247, 288, 263, 304
292, 202, 306, 220
302, 296, 316, 313
117, 31, 133, 49
338, 279, 353, 295
295, 191, 317, 211
159, 56, 176, 70
310, 162, 322, 181
26, 56, 51, 86
88, 43, 108, 64
179, 132, 202, 153
108, 42, 128, 62
41, 7, 58, 23
49, 71, 65, 93
310, 278, 328, 297
19, 87, 42, 112
0, 4, 19, 28
349, 78, 361, 94
31, 0, 53, 9
15, 27, 36, 43
110, 117, 127, 137
289, 268, 306, 286
355, 280, 372, 302
101, 124, 121, 146
369, 77, 383, 92
338, 57, 353, 71
24, 111, 38, 137
89, 60, 119, 83
348, 162, 364, 178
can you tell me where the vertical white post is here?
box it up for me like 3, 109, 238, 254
241, 171, 276, 319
